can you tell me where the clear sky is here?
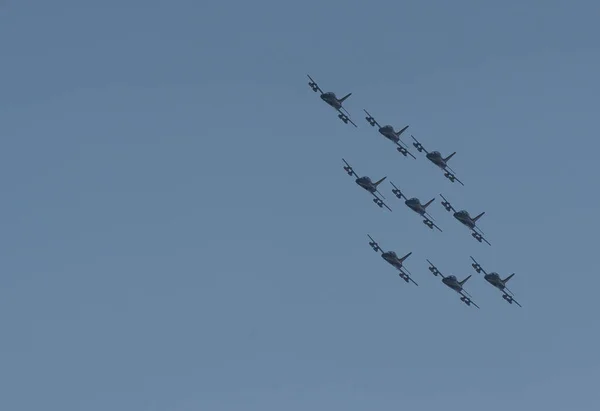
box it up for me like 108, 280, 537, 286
1, 1, 600, 410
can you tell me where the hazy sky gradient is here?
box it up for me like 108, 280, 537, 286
1, 1, 600, 410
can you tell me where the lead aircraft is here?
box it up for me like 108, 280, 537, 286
307, 74, 357, 127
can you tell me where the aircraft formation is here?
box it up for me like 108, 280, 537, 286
307, 74, 522, 309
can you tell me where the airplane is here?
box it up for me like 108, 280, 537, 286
367, 235, 418, 285
362, 109, 416, 159
307, 74, 357, 127
426, 259, 480, 309
470, 257, 521, 307
439, 194, 491, 246
342, 158, 392, 211
389, 181, 442, 232
410, 135, 464, 186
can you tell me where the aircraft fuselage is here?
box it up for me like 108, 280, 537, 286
485, 273, 505, 290
405, 199, 425, 215
355, 177, 376, 193
426, 152, 446, 169
320, 93, 342, 109
382, 252, 402, 269
453, 212, 475, 229
378, 126, 398, 142
442, 277, 462, 293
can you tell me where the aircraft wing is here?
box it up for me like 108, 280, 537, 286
389, 181, 406, 200
372, 191, 392, 212
306, 74, 323, 94
439, 194, 456, 213
363, 109, 381, 128
472, 227, 491, 246
337, 108, 358, 127
398, 266, 419, 286
394, 140, 417, 159
502, 290, 522, 307
443, 165, 465, 186
460, 291, 480, 309
426, 259, 445, 278
479, 235, 492, 246
469, 256, 488, 275
411, 135, 429, 154
367, 234, 383, 253
423, 215, 443, 232
342, 158, 359, 178
452, 174, 465, 186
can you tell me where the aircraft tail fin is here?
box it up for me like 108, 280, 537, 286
339, 92, 352, 103
444, 152, 456, 162
459, 275, 472, 286
397, 125, 409, 135
400, 251, 412, 261
374, 176, 387, 186
503, 273, 515, 283
473, 211, 485, 222
423, 198, 435, 208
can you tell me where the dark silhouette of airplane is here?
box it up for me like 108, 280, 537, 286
389, 181, 442, 232
362, 109, 416, 159
427, 259, 479, 309
307, 74, 357, 127
367, 234, 418, 285
342, 159, 392, 211
411, 135, 464, 186
439, 194, 490, 245
470, 257, 521, 307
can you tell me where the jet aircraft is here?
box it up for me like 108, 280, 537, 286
307, 74, 357, 127
470, 257, 521, 307
427, 259, 480, 309
362, 109, 416, 159
367, 235, 418, 285
439, 194, 490, 246
389, 181, 442, 232
342, 159, 392, 211
411, 135, 464, 186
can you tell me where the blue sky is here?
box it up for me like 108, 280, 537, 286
1, 1, 600, 410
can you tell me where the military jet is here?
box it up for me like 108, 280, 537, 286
439, 194, 490, 246
367, 235, 418, 285
389, 181, 442, 232
470, 257, 521, 307
362, 109, 416, 159
307, 74, 357, 127
411, 135, 464, 186
427, 259, 480, 309
342, 158, 392, 211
